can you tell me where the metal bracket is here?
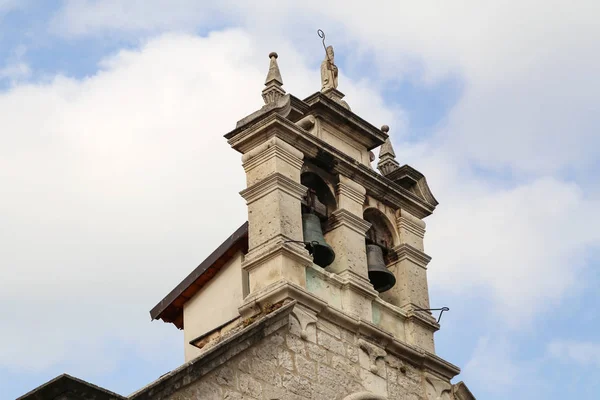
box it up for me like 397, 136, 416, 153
413, 307, 450, 324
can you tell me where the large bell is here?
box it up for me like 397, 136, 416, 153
366, 244, 396, 293
302, 213, 336, 268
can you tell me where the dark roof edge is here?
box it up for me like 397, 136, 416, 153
16, 373, 125, 400
149, 221, 249, 322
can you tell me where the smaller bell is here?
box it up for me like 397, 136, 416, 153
302, 213, 336, 268
366, 244, 396, 293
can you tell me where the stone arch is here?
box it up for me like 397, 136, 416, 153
363, 207, 398, 249
343, 392, 388, 400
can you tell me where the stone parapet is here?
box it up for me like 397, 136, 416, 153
130, 300, 461, 400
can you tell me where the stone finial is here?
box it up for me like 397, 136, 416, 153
377, 125, 400, 176
262, 52, 286, 104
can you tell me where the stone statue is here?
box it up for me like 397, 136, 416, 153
320, 45, 338, 91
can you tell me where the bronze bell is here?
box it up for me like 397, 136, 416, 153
302, 213, 335, 268
366, 244, 396, 293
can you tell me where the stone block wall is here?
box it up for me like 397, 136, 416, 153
168, 316, 439, 400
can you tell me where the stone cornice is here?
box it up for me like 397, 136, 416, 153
242, 240, 312, 273
392, 244, 432, 269
237, 279, 460, 380
242, 136, 304, 172
327, 209, 372, 236
226, 114, 436, 218
406, 310, 440, 332
239, 172, 307, 204
339, 270, 379, 300
307, 263, 345, 289
372, 297, 408, 321
387, 164, 439, 207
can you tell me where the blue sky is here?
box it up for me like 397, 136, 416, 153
1, 1, 599, 399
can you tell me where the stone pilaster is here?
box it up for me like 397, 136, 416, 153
397, 208, 426, 252
381, 209, 429, 308
239, 137, 312, 295
380, 209, 437, 352
324, 175, 377, 318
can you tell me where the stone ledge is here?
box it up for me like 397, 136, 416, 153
241, 136, 304, 172
392, 244, 432, 269
239, 280, 461, 381
239, 172, 308, 204
227, 114, 436, 218
327, 209, 372, 236
242, 240, 312, 273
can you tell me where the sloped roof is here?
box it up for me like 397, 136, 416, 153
17, 374, 125, 400
149, 222, 249, 329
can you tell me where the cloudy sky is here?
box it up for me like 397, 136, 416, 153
2, 1, 599, 399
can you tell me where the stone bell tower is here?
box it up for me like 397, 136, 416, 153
217, 49, 474, 398
229, 51, 441, 347
132, 46, 476, 400
17, 44, 476, 400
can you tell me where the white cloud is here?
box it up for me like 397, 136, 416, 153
0, 29, 401, 373
548, 340, 600, 366
0, 0, 21, 13
425, 165, 600, 323
0, 62, 30, 81
462, 336, 544, 398
4, 0, 600, 378
52, 0, 223, 37
52, 0, 600, 174
463, 337, 522, 389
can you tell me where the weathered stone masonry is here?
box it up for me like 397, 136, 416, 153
129, 302, 468, 400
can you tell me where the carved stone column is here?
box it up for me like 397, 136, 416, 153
325, 175, 377, 318
381, 209, 429, 309
239, 137, 312, 295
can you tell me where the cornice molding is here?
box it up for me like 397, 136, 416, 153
227, 114, 436, 218
327, 209, 372, 236
242, 136, 304, 172
392, 244, 432, 269
240, 172, 307, 204
242, 240, 312, 273
237, 279, 460, 380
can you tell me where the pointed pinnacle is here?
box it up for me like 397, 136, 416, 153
377, 125, 400, 175
265, 52, 283, 86
379, 125, 396, 158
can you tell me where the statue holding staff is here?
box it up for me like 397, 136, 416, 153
318, 30, 338, 91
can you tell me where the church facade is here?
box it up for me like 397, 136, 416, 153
18, 47, 475, 400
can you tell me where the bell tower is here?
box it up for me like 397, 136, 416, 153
20, 41, 476, 400
226, 48, 444, 357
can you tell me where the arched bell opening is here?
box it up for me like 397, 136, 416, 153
301, 171, 337, 218
363, 208, 397, 293
300, 171, 337, 268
